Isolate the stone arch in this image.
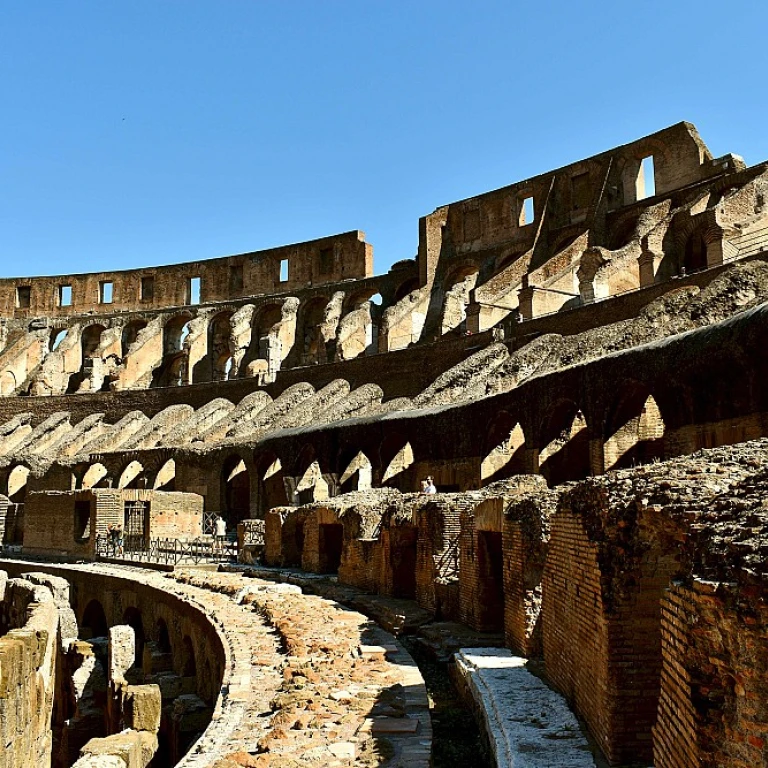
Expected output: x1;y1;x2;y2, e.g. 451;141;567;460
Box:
221;454;250;526
65;323;107;393
205;310;235;382
81;462;109;489
121;318;148;357
538;399;591;485
393;276;419;303
155;617;171;654
242;302;283;373
294;444;329;505
298;296;330;365
338;449;373;495
440;264;480;334
480;411;527;485
380;434;415;492
81;599;109;639
0;370;16;396
152;312;193;388
180;635;197;677
118;460;146;490
7;464;30;502
153;458;176;491
603;381;665;471
254;450;288;515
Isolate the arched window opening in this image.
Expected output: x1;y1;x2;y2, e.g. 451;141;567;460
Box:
81;599;109;640
81;462;109;489
153;459;176;491
539;402;591;486
605;388;665;471
338;451;373;494
119;460;146;490
222;455;250;526
181;635;197;677
296;460;329;505
481;417;526;485
121;320;148;358
381;438;415;492
51;328;68;351
7;465;29;503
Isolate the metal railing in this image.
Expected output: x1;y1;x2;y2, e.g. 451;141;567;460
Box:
240;519;265;546
95;533;237;566
435;536;460;580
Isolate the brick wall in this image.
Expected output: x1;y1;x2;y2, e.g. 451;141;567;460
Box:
654;580;768;768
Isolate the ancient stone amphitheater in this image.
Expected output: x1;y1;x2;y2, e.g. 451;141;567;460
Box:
2;122;768;768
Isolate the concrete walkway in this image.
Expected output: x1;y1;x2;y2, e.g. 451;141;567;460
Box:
453;649;597;768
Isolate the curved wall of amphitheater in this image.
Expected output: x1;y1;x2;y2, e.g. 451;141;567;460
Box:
3;121;768;768
0;562;226;768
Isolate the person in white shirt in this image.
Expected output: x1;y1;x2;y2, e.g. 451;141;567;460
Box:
424;477;437;494
214;515;226;552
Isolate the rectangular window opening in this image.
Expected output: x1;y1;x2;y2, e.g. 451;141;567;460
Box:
140;276;155;302
279;259;289;282
59;285;72;307
519;196;535;226
637;155;656;200
99;281;113;304
16;286;31;309
189;276;201;305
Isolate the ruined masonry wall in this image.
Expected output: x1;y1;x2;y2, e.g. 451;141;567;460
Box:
0;572;59;768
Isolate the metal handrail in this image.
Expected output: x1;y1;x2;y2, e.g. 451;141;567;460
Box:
95;533;237;565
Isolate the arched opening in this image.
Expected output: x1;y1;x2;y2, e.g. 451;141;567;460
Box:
180;635;197;677
539;401;591;485
0;371;17;396
153;458;176;491
604;385;666;471
380;435;415;492
298;297;330;366
121;319;148;358
7;465;29;503
81;599;109;640
440;266;479;334
242;303;283;374
118;460;146;490
683;230;708;274
50;328;68;351
66;323;107;393
81;462;109;489
296;460;329;505
480;413;527;485
156;618;171;654
221;455;250;526
122;607;145;668
206;311;234;382
393;277;419;303
255;451;288;515
338;451;373;494
151;314;192;388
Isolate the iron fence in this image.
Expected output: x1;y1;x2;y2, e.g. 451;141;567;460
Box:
95;533;237;566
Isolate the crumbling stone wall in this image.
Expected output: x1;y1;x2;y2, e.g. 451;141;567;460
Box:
0;572;59;768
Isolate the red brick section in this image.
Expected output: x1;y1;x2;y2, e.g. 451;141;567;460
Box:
655;580;768;768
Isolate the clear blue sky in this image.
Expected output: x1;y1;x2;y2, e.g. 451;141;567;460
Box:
1;1;766;278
